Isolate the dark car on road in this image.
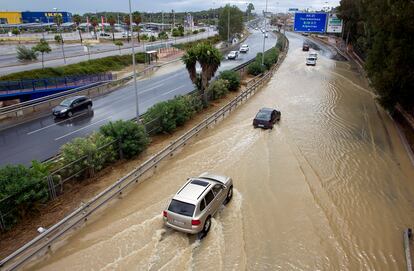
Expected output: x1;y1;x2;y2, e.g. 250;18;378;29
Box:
253;108;281;129
303;43;310;51
52;96;93;118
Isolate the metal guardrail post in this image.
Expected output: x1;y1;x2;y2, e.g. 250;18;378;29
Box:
404;228;413;271
47;175;57;200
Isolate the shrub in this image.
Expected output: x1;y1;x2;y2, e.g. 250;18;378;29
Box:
16;45;37;61
149;36;156;42
54;34;62;43
219;70;240;91
60;132;116;178
140;33;149;40
100;120;149;159
158;31;168;40
208;79;229;100
193;30;199;34
144;96;196;133
247;61;265;76
0;162;49;223
199;28;206;33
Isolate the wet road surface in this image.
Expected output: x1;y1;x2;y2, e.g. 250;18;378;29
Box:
0;30;277;166
30;32;414;270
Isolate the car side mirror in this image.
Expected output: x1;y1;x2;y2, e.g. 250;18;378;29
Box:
222;184;227;189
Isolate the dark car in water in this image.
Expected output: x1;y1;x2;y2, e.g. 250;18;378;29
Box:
253;108;281;129
52;96;93;118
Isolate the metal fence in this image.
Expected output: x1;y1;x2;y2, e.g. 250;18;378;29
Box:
0;35;288;271
0;74;113;94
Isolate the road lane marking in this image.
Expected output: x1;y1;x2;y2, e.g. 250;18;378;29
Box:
27;112;89;135
54;117;111;141
162;85;187;96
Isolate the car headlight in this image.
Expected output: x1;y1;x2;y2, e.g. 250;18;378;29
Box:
61;108;68;113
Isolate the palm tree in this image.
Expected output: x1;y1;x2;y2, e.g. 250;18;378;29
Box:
90;16;99;39
182;42;222;104
124;15;131;42
72;14;83;44
107;15;116;41
132;11;142;43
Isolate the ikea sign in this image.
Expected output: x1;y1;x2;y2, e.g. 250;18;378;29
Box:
294;13;327;33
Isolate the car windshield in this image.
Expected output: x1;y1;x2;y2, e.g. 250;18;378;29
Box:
168;199;195;217
256;111;270;120
59;99;72;107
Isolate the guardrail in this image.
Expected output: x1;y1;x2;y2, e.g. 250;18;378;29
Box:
0;35;288;271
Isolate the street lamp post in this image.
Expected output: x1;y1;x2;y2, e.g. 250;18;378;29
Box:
261;0;268;66
54;8;67;64
227;6;230;44
129;0;141;123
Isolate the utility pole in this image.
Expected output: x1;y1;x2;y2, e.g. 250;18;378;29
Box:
129;0;141;123
261;0;268;66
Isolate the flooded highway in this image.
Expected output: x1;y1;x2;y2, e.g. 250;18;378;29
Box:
31;32;414;270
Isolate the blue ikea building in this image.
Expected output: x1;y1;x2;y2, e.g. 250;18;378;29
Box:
21;11;72;24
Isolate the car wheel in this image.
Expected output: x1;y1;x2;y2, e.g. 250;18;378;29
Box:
224;186;233;205
67;111;73;118
87;104;92;111
202;216;211;235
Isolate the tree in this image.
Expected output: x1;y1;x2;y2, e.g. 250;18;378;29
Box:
72;14;83;44
337;0;414;110
33;39;51;69
132;11;142;43
114;40;123;54
107;15;116;41
182;42;222;104
246;3;255;21
124;15;131;42
16;45;37;62
90;16;99;40
218;4;244;42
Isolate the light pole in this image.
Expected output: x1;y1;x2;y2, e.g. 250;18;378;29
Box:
54;8;66;64
129;0;141;123
261;0;268;66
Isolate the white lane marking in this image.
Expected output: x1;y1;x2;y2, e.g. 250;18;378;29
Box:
27;112;88;135
54;117;111;141
140;83;164;94
162;85;186;96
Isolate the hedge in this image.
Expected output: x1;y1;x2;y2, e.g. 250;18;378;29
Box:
173;35;220;51
0;52;146;81
100;120;150;159
219;70;241;91
208;79;229;100
143;94;202;134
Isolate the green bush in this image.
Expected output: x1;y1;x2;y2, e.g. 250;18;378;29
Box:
158;31;168;40
1;52;146;81
100;120;149;159
16;45;37;61
144;96;197;133
149;36;157;42
140;34;149;40
208;79;229;100
0;162;49;222
199;28;206;33
60;132;116;178
247;61;265;76
193;30;199;34
219;70;240;91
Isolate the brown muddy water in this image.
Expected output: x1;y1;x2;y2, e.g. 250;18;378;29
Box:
31;33;414;270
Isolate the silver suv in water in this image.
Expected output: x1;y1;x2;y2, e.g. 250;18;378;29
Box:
163;173;233;236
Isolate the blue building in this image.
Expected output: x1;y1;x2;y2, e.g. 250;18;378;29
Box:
21;11;72;24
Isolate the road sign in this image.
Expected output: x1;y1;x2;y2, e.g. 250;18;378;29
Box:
294;13;327;33
289;8;299;12
326;14;343;33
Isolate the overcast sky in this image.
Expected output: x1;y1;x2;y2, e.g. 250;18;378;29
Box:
0;0;340;14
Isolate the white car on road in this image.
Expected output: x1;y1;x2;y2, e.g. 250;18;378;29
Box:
227;51;239;60
309;52;318;60
306;56;317;66
239;44;249;53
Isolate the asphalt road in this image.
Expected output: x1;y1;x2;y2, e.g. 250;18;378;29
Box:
0;30;277;166
0;31;216;76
